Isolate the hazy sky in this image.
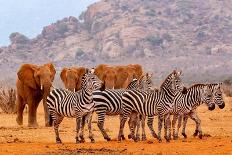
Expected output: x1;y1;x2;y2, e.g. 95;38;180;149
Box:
0;0;99;46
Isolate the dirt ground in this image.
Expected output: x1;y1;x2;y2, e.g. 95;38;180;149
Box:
0;97;232;155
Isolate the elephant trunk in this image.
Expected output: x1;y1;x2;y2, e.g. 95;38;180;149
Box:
42;82;52;127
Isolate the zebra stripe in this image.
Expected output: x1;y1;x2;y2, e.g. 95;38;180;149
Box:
171;83;225;140
119;70;185;142
47;72;103;143
92;73;153;141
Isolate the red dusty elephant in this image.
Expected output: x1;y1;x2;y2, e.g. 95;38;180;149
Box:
94;64;143;89
60;67;87;92
16;63;56;127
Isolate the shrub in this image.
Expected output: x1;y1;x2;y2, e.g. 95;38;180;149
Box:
56;23;68;35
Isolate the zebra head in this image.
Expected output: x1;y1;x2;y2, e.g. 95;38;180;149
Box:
170;70;187;94
212;83;225;109
137;72;153;91
82;70;105;91
201;84;215;111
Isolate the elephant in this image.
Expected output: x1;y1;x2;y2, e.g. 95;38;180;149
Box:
60;67;87;92
16;63;56;127
93;64;143;89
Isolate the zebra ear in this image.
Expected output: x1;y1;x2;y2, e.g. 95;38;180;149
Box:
90;67;95;74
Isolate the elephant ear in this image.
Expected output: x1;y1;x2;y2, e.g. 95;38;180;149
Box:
17;64;38;89
60;68;68;83
47;63;56;81
75;67;87;90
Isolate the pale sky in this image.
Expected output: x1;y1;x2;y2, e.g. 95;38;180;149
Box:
0;0;99;46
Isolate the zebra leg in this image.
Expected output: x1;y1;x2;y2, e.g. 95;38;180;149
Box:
141;115;147;141
54;114;64;143
189;112;202;139
135;115;141;142
181;115;188;138
147;116;158;141
172;115;178;140
118;114;129;141
96;112;111;141
128;111;137;140
157;115;163;142
164;113;171;142
79;115;86;143
87;113;95;143
75;117;81;143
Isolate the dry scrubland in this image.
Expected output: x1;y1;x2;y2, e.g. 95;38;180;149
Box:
0;97;231;154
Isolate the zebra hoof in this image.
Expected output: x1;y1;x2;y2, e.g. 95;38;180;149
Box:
56;138;62;144
128;134;132;139
142;134;147;141
173;134;179;140
134;138;139;142
193;130;199;137
80;139;85;143
165;136;171;142
90;139;95;143
182;133;187;138
199;134;203;139
157;136;162;143
121;135;126;140
105;137;111;141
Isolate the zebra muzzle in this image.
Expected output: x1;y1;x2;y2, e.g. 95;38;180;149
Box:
208;104;215;111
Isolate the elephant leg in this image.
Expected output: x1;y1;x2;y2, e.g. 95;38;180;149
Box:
16;95;25;125
43;98;50;127
27;98;38;127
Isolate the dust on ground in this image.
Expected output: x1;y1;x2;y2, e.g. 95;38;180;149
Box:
0;97;232;155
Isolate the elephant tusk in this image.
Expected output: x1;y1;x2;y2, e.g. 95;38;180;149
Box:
74;88;76;92
41;85;43;90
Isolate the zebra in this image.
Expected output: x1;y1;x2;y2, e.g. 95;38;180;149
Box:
46;71;104;143
127;73;154;141
172;83;225;139
119;70;186;142
92;73;153;141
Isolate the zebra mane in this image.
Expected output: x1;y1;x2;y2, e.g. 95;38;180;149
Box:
187;84;206;89
160;72;173;89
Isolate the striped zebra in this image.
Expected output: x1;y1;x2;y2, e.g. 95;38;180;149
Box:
128;73;154;141
46;71;104;143
119;70;186;142
172;83;225;139
92;73;153;141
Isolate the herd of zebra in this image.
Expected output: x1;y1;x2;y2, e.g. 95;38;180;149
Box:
46;68;225;144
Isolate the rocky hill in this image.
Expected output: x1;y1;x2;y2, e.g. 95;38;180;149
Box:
1;0;232;85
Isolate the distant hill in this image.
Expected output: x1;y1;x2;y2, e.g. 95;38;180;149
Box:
1;0;232;85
